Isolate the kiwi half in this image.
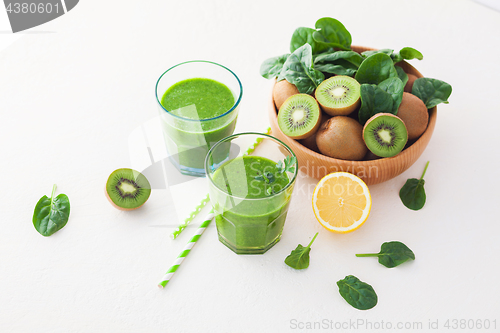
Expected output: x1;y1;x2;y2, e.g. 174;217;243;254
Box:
315;75;361;116
278;94;321;139
105;168;151;211
363;113;408;158
397;92;429;140
316;116;367;161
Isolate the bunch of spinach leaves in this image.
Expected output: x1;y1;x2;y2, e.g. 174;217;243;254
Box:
260;16;452;125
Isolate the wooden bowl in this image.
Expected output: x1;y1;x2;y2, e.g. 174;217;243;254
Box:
268;45;437;185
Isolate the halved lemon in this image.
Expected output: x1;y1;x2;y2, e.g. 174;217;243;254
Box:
312;172;371;233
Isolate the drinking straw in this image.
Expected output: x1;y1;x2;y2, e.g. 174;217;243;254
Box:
158;209;215;288
169;127;272;239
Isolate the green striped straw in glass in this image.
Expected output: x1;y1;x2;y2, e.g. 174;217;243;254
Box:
158;209;215;288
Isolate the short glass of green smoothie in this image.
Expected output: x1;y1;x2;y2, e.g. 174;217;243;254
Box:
156;61;242;177
205;133;298;254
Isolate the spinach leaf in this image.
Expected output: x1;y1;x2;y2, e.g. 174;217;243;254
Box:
356;241;415;268
412;78;452;109
314;51;363;76
399;161;429;210
358;84;394;125
260;54;290;79
361;49;393;58
279;43;324;94
285;232;318;269
290;27;328;54
337;275;378;310
312;17;351;51
395;66;409;86
378;77;404;114
362;47;422;63
33;184;70;237
399;47;423;61
355;53;398;85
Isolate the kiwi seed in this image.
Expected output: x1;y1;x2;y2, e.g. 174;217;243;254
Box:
315;76;361;116
316;116;367;161
273;79;299;110
105;168;151;211
397;92;429;140
277;94;322;140
362;113;408;158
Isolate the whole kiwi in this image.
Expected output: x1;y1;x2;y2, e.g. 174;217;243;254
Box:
404;73;418;93
316;116;367;161
273;79;299;110
299;114;330;152
397;92;429;140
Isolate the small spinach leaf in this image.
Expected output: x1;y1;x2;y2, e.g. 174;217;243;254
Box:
355;53;398;85
358;84;394;125
395;66;409;86
312;17;351;51
314;50;363;76
290;27;328;54
285;232;318;269
279;44;324;94
260;54;290;79
33;184;70;237
412;78;452;109
399;47;423;61
356;241;415;268
399;161;429;210
361;49;394;58
378;77;404;114
337;275;378;310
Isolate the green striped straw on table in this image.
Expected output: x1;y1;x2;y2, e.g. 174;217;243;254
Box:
169;127;271;240
158;209;215;288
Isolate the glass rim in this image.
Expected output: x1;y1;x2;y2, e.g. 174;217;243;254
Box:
155;60;243;122
205;132;298;200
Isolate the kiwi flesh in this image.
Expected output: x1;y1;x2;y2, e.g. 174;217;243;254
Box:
299;114;330;152
273;79;299;110
315;75;361;116
316;116;367;161
397;92;429;140
278;94;321;140
363;113;408;158
105;168;151;211
404;73;418;93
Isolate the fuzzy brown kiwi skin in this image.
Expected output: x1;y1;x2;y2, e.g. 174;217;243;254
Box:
105;187;146;211
397;92;429;140
404;74;418;93
316;116;367;161
273;80;299;111
299;114;330;152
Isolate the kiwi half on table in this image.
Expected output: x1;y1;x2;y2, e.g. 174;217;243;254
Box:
278;93;322;139
105;168;151;211
315;75;361;116
363;113;408;158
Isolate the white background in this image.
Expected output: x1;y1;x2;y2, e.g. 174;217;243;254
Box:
1;0;499;332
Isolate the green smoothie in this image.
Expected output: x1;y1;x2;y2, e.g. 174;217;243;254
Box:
211;155;292;254
160;78;237;173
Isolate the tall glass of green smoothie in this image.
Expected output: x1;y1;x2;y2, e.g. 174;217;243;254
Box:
156;61;242;177
205;133;298;254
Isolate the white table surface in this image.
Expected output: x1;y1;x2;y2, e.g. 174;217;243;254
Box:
1;0;499;332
